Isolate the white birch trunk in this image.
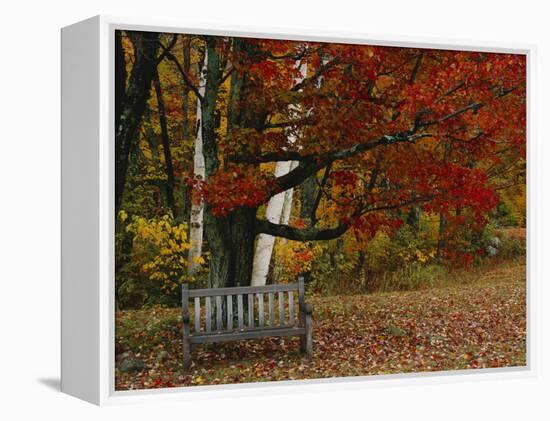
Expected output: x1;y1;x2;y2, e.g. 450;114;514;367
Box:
281;160;299;225
250;161;292;286
274;160;299;281
250;60;307;286
188;51;208;275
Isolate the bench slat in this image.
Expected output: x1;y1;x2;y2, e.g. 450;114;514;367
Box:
258;293;264;327
227;295;233;330
189;283;298;298
288;291;294;326
194;297;200;332
237;294;243;329
268;292;275;326
190;326;306;344
216;296;222;332
248;293;254;328
278;291;284;325
205;297;211;332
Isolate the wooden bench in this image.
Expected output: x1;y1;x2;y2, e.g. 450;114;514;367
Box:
181;277;312;370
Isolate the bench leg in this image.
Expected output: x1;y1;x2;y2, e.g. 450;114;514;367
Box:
300;305;313;359
182;284;192;371
300;320;306;354
183;337;191;371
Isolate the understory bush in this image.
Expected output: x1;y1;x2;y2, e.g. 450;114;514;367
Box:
375;263;450;291
305;213;525;296
116;212;208;309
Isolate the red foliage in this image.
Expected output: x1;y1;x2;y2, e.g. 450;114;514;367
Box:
202;166;269;216
201;40;525;251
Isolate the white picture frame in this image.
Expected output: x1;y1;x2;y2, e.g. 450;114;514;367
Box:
61;15;535;406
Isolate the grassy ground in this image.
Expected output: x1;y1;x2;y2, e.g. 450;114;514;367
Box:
115;260;526;390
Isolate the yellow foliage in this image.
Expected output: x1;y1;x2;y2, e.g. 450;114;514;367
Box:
273;239;324;283
126;214;199;291
118;210;128;223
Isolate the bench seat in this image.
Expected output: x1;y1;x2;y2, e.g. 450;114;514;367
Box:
190;325;306;344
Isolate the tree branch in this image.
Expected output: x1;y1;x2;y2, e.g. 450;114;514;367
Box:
156;34;178;64
409;53;423;84
220;66;235;84
248;131;433;199
263;115;316;130
311;162;333;225
378;53;421;77
160;47;204;102
235;82;517;200
231;132;434;165
256;218;349;241
290;57;340;92
256;196;430;240
422;86;517;127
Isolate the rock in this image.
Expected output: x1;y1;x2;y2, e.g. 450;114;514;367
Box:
119;358;145;373
486;245;498;256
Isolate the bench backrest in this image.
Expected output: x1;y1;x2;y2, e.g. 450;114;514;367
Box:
182;278;305;335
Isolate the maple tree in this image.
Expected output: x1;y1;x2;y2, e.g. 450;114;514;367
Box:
193;37;526;288
115;31;526;291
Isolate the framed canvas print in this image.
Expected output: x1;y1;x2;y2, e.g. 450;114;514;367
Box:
61;16;532;405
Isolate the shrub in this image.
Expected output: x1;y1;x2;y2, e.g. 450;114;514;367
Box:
375;262;450;291
116;212;207;309
273;239;324;283
497;236;526;260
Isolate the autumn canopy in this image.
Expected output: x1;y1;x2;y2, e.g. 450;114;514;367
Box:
115;32;526;297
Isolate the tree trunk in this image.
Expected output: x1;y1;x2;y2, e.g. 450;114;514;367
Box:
181;37;192;142
115;30;160;215
188;48;208;275
281;161;299;225
251;161;293;286
437;140;452;258
310;163;332;225
201;37;222;176
250;60;307;287
153;69;176;214
201;37;259;289
198;36;235;289
437;213;447;258
204;207;258;288
143;107;169;206
406;192;421;230
300;174;317;222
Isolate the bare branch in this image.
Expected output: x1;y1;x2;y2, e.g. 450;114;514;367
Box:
159;46;204;102
422;86;517;127
263;115;316;130
291;57;341;92
409;53;423;84
156;34;178;64
311;162;333;225
220;66;235;84
231;132;434;165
